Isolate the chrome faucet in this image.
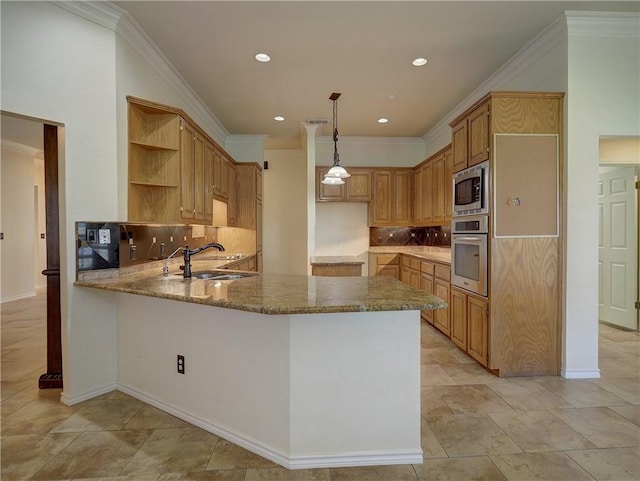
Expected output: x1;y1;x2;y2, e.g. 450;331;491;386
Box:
162;247;184;277
183;242;225;278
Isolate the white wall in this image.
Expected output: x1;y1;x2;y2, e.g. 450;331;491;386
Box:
316;136;425;168
1;1;121;400
563;21;639;377
34;157;47;289
263;149;308;275
1;146;36;302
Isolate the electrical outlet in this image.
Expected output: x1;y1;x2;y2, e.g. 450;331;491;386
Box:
177;354;185;374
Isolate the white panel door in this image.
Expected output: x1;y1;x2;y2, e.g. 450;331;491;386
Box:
598;167;639;330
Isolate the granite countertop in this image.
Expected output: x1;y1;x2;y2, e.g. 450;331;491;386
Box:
75;270;446;315
310;256;365;266
369;246;451;265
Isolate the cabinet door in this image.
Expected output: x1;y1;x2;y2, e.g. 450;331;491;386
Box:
227;163;238;226
468;295;489;366
433;278;451;336
413;167;423;224
451;119;468;173
204;142;214;221
410;268;421;290
180;120;196;220
401;265;411;285
346;169;371;201
444;146;454;221
317;167;345;201
422;163;433;223
369;171;392;225
193;132;205;220
420;273;435;324
256;199;262;251
393;169;413;224
256;168;263;201
379;264;400;279
468;101;490;167
450;288;468;350
432;153;445;222
212;147;229;199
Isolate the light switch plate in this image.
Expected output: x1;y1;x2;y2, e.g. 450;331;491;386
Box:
98;229;111;245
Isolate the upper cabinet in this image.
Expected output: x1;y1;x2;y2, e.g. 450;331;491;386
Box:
368;169;412;226
127;97;258;226
127;99;181;223
412;144;453;226
450;99;490;173
315;167;372;202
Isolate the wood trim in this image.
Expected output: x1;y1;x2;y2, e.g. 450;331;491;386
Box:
40;124;62;389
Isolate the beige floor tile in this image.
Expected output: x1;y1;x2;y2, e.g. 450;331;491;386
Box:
70;476;159;481
421;417;447;459
609;405;640;426
551;407;640;448
599;359;640;379
328;464;419;481
50;397;144;432
593;377;640;404
488;379;574;411
244;466;331;480
0;432;79;481
31;429;151;480
0;360;45;382
122;427;219;476
206;439;276;470
125;404;191;430
422;456;508;481
534;378;630;407
491;452;595;480
565;447;640;481
428;413;523;457
436;384;515;415
420;387;454;423
488;410;596;452
1;378;38;403
440;364;507;385
421;364;456;386
158;470;246;480
421;347;464;365
1;398;79;435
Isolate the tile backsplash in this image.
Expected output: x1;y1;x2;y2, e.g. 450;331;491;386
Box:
369;226;451;247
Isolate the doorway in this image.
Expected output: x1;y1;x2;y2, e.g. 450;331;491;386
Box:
598;163;640;331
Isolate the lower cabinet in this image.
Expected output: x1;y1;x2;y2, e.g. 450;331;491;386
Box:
433;278;451;336
369;253;400;279
451;287;489;367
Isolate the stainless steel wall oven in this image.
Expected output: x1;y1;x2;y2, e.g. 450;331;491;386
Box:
451;215;488;297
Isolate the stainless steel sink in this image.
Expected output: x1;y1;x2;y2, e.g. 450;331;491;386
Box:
190;270;258;280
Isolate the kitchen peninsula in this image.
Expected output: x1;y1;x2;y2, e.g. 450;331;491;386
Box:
76;268;445;469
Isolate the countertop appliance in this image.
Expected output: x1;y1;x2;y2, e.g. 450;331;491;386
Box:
451;215;488;297
453;161;489;216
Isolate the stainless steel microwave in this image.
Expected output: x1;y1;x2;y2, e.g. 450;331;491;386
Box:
453;161;489;216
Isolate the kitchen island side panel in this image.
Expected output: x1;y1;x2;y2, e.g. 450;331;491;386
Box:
116;293;291;459
289;310;422;467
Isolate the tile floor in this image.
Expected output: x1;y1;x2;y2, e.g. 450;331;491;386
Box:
1;291;639;480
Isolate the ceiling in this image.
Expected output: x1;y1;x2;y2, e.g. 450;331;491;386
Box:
112;1;638;149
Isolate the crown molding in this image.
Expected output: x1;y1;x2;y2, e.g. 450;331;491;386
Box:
52;1;230;144
566;11;640;37
424;11;568;148
1;139;42;157
317;136;425;145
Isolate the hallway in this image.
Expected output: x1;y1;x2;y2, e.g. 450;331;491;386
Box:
1;292;639;480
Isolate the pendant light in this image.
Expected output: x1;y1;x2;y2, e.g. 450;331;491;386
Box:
322;92;350;185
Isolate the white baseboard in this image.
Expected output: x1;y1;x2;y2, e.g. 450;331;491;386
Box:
1;291;36;304
60;383;117;406
561;368;601;379
118;382;423;470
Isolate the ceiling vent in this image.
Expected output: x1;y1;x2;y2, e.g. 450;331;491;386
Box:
306;119;328;125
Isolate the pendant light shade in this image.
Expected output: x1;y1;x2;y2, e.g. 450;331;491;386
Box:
322;92;350;184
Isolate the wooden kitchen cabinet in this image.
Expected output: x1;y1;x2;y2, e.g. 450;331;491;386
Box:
316;167;371;202
431;151;445;222
127;99;181;223
236;163;263;254
420;262;435;325
468;294;489;367
433;264;451;337
369;253;400;279
450;287;468;350
227;162;238;226
412;143;452;226
179;120;202;221
368;169;412;226
412;167;423;224
212;148;230;200
450;99;490;173
444;145;454;221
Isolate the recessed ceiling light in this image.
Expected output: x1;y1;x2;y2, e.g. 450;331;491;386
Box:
378;118;389;124
255;53;271;63
412;57;428;67
274;116;285;122
387;94;397;101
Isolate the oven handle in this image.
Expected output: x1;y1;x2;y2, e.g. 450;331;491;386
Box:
454;236;484;242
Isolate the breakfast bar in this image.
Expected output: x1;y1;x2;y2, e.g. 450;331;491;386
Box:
77;270;445;469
